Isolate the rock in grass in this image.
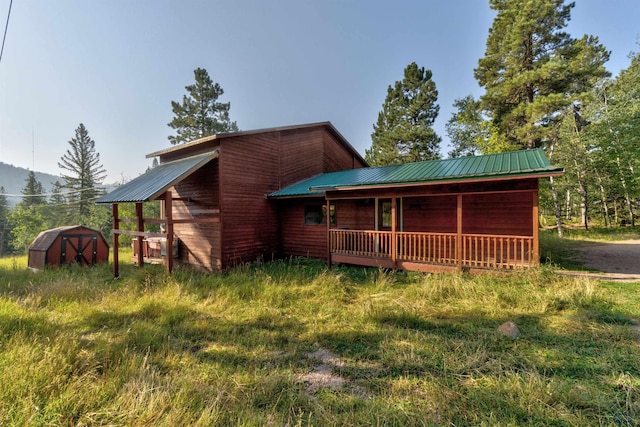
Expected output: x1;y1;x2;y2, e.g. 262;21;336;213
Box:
498;321;520;339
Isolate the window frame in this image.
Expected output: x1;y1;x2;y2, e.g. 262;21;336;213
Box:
304;204;336;225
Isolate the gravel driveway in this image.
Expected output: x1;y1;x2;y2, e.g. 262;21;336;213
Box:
573;239;640;274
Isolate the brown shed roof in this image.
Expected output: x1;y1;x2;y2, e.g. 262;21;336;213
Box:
29;226;108;251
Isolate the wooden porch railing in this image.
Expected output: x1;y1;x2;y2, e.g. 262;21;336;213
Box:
461;233;535;269
330;229;536;270
396;232;458;265
331;229;393;258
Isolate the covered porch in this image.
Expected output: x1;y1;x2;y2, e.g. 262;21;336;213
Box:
326;186;541;273
271;148;563;273
96;151;221;277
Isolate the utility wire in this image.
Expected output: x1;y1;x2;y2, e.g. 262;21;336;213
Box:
0;186;108;198
0;0;13;65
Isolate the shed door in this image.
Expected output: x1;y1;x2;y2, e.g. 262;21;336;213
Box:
61;234;98;266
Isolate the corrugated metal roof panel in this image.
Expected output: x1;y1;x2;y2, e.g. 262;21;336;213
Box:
269;148;563;198
96;151;218;203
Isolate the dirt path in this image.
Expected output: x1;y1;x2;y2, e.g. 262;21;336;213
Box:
571;239;640;275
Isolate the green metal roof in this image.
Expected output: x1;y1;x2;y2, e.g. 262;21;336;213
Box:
269;148;562;198
96;151;218;204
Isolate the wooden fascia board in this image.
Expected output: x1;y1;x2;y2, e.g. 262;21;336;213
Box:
314;171;563;194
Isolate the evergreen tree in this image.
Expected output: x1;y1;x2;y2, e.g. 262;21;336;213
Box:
365;62;441;166
0;187;9;255
58;123;107;225
474;0;610;149
47;180;68;227
8;175;48;253
168;67;239;145
21;171;46;207
446;95;484;157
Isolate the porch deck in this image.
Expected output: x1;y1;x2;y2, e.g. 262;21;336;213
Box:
330;229;537;272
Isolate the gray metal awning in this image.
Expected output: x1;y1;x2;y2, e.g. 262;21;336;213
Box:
96;150;218;204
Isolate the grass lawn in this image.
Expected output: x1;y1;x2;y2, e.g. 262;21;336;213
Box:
0;246;638;425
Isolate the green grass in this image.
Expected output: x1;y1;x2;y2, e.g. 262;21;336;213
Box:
561;225;640;242
0;252;638;425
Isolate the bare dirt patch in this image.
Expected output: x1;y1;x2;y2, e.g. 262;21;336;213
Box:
299;345;371;398
572;239;640;275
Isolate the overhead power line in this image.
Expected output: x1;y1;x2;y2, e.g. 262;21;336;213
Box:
1;186;108;198
0;0;13;65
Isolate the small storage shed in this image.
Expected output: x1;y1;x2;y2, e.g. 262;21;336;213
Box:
28;225;109;271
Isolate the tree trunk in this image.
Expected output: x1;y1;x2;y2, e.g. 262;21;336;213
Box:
549;176;563;237
579;178;589;231
616;156;635;227
596;177;611;227
565;188;571;220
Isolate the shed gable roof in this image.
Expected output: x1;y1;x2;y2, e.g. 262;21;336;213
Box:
96;151;218;204
269;148;563;198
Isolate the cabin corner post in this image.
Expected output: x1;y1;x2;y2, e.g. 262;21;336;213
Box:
136;202;144;268
532;190;540;266
326;198;331;269
165;191;174;274
112;203;120;278
456;194;463;271
391;196;397;266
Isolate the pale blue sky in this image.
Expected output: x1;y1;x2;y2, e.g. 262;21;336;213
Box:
0;0;638;183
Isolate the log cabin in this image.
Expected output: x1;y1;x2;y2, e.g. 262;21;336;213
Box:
96;122;563;277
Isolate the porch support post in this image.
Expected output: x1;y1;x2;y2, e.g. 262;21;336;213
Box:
457;194;463;271
391;196;397;266
532;190;539;266
326;198;331;268
136;202;144;268
112;203;119;278
165;191;174;274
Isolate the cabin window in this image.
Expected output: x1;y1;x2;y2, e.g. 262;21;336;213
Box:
304;205;336;225
381;201;392;228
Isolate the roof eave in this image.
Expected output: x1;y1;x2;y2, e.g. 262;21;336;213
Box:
145;122;366;165
311;169;564;193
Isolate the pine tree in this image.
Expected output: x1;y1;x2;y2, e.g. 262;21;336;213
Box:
21;171;46;207
58;123;107;225
446;96;484;158
365;62;441;166
0;187;9;255
168;68;239;145
474;0;610;149
47;180;68;227
8;175;48;253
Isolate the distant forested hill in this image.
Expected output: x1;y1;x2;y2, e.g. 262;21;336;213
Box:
0;162;61;207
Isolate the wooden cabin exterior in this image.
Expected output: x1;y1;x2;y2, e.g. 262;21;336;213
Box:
96;122;366;275
269;149;563;273
97;122;562;277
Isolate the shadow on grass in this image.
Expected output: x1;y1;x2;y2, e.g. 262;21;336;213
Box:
81;302;309;372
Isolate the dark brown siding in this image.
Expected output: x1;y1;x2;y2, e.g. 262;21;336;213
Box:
403;196;457;233
171;161;221;272
279;128;325;187
463;192;533;236
279;199;327;258
335;199;375;230
175;223;222;271
219;133;281;268
323;132;367;171
157;124;368;270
